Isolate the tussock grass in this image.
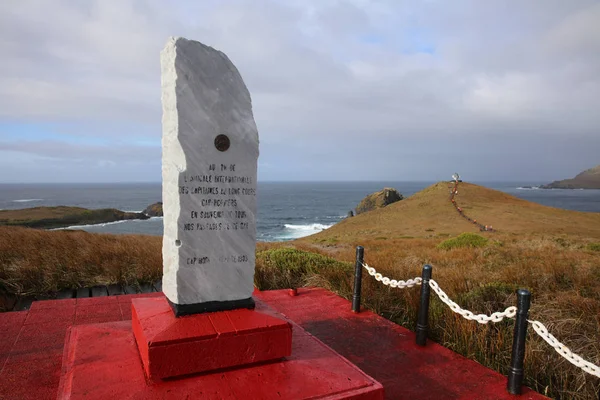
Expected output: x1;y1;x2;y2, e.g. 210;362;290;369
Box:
437;232;489;250
255;248;351;290
0;226;161;297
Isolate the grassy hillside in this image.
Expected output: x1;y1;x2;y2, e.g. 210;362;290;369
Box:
305;182;600;243
0;206;149;229
287;182;600;399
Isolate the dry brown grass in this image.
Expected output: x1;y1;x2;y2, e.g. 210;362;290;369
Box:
310;182;600;241
0;226;161;297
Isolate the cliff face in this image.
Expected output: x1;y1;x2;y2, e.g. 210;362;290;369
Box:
541;165;600;189
355;188;403;215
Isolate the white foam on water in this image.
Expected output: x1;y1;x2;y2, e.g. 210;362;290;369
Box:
516;186;540;190
50;219;130;230
280;223;334;239
49;216;164;231
13;199;43;203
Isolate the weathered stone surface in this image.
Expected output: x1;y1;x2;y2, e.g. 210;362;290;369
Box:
355;188;403;215
161;37;258;308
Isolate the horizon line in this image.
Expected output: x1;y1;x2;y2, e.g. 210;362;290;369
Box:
0;179;549;185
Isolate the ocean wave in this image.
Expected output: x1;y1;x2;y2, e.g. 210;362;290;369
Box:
284;223;332;231
516;186;540;190
279;223;333;239
50;216;162;231
13;199;43;202
50;219;130;230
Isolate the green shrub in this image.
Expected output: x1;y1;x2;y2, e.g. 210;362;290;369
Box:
587;243;600;252
459;282;519;312
437;233;489;250
254;248;351;290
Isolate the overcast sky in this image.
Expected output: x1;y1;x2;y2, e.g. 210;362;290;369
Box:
1;0;599;183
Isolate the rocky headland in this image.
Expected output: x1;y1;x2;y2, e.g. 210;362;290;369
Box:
143;202;163;217
355;187;403;215
0;206;150;230
540;165;600;189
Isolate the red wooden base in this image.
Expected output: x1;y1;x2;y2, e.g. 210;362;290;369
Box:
58;320;384;399
131;297;292;380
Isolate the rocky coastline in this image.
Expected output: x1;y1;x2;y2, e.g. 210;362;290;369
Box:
0;205;154;230
540;165;600;189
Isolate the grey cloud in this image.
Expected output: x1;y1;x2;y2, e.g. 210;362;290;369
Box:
0;0;598;181
0;140;159;163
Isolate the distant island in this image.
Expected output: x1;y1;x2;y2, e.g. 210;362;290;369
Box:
540;165;600;189
0;206;152;229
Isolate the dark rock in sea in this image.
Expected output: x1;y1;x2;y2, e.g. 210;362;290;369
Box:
355;188;403;215
144;202;163;217
347;210;354;218
540;165;600;189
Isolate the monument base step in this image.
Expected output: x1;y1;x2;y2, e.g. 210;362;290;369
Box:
132;297;291;380
57;319;384;399
167;296;255;316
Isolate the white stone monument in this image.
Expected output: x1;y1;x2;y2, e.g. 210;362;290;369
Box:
161;37;258;316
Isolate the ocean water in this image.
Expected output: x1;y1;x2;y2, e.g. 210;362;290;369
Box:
0;182;598;241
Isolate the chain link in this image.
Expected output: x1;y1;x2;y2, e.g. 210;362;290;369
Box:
529;320;600;378
361;262;422;288
428;280;517;323
360;260;600;377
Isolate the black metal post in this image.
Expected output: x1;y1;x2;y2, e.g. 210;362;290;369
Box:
416;264;432;346
507;289;531;395
351;246;364;313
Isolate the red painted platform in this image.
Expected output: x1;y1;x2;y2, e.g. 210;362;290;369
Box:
58;319;382;399
132;297;292;379
0;289;547;400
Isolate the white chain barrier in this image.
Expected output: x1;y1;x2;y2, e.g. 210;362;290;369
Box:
361;261;600;377
429;279;517;324
428;279;517;323
529;320;600;378
361;262;515;323
361;262;422;288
